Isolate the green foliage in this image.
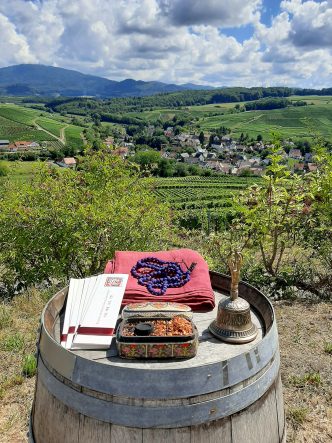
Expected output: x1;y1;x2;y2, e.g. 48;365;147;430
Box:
198;131;205;145
229;139;308;276
244;98;290;111
0;161;9;176
22;354;37;378
238;168;254;177
64;125;84;151
132;150;161;168
0;149;171;295
35;118;63;137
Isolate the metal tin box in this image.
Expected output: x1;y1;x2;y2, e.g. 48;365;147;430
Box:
116;316;198;359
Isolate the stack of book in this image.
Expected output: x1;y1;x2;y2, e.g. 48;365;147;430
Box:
61;274;128;350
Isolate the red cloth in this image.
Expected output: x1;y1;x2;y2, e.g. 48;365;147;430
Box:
104;249;215;312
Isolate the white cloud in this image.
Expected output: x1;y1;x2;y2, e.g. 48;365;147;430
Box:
281;0;332;48
0;12;36;65
0;0;331;88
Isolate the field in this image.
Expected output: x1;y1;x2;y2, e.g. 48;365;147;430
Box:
199;98;332;141
34;118;64;138
130;102;235;122
0;104;84;148
153;176;258;230
126;96;332;142
64;125;84;149
0;115;54;143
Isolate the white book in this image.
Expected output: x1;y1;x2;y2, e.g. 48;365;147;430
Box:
61;278;80;348
65;278;85;350
75;276;98;336
71;274;128;350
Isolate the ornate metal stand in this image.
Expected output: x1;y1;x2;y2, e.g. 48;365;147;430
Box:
209;251;258;344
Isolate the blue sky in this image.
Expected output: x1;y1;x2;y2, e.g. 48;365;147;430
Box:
0;0;332;88
223;0;281;42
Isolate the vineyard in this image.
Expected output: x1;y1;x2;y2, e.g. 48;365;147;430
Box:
0;104;84;149
153;176;259;230
0;115;54;142
199;99;332;141
35;118;64;137
64;125;84;149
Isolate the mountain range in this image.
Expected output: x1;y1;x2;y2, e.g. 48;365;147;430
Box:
0;64;214;98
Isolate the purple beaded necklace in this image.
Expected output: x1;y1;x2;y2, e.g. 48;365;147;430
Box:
131;257;196;296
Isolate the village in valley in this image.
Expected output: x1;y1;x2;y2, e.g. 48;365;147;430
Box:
0;124;318;175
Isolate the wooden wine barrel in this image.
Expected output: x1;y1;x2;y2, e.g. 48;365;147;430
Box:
30;272;285;443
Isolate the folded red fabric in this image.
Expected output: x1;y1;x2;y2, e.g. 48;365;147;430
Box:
104;249;215;312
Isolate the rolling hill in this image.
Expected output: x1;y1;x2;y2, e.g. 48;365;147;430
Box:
0;64;213;98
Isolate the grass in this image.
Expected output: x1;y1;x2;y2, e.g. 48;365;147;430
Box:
1;333;25;352
64;125;84;149
0;304;12;330
323;342;332;354
0;289;47;440
288;406;309;427
0;114;54;143
35;118;64;138
288;372;322;388
199;106;332;140
0;104;38;125
22;354;37;378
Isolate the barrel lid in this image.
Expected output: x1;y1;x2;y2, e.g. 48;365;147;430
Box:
38;272;279;401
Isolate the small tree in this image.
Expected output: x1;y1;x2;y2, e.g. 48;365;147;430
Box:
232;142;308;276
199;131;205;145
207;137;332;299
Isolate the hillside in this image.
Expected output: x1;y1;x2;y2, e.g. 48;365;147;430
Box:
0;65;212;98
46;94;332;142
0;104;83;150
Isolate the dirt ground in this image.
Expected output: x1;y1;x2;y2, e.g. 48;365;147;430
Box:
276;301;332;443
0;292;331;443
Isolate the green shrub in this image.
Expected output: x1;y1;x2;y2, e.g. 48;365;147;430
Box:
0;148;171;295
